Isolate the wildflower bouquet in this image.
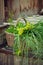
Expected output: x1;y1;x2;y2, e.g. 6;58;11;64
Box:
6;19;43;58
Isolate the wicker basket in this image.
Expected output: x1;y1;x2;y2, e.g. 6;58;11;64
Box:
5;32;14;47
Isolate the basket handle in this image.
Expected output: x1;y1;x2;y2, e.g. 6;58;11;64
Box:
16;17;27;25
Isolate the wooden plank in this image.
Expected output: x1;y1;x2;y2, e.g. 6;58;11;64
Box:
0;48;13;55
0;0;5;22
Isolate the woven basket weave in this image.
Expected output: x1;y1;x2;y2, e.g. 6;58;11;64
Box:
5;32;14;47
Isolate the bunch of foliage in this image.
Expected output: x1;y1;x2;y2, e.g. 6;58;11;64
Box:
6;19;43;58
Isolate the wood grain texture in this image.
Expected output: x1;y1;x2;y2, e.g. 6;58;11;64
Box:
11;0;39;18
0;0;5;22
0;0;43;20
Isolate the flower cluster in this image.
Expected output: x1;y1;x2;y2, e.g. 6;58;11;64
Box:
17;22;34;35
6;21;34;36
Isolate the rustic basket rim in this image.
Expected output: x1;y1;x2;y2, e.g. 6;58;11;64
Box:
5;31;19;36
5;31;14;36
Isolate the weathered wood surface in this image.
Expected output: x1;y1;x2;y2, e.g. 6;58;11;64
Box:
0;48;43;65
7;0;39;19
0;53;43;65
0;0;43;21
0;0;5;22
